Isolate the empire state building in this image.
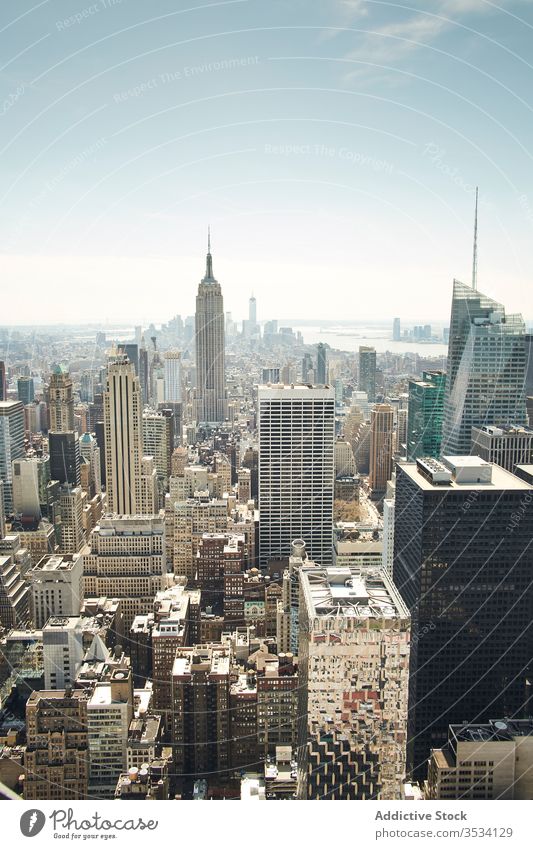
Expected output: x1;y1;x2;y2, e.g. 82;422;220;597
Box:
195;232;227;426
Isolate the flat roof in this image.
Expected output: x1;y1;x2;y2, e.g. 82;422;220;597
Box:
301;565;409;620
399;460;531;491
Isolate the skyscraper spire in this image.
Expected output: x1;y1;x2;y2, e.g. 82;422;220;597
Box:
472;186;479;291
202;226;216;283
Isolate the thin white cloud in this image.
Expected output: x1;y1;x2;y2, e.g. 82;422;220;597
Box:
336;0;528;84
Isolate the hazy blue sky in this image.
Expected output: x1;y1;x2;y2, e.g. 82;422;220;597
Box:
1;0;533;325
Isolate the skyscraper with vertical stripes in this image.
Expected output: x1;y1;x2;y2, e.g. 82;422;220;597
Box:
103;355;143;515
195;233;227;426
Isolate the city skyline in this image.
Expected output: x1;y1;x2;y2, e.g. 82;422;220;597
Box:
2;0;533;816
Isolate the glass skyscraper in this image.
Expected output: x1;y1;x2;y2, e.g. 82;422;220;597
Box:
394;456;533;779
441;280;527;456
407;370;446;461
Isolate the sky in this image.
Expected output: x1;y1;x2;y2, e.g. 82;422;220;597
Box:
1;0;533;325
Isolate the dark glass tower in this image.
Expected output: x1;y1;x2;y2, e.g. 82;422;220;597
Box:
394;456;533;779
49;431;81;487
358;346;377;402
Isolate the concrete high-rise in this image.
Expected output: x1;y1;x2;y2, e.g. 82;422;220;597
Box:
394;456;533;778
164;350;182;403
0;400;25;513
43;615;85;690
407;370;445;461
358;346;377;402
81;514;165;629
30;553;83;629
23;689;89;800
104;354;143;515
12;457;41;520
195;233;227;426
48;365;75;432
441;280;527;456
369;404;394;497
298;563;410;799
471;424;533;472
258;384;335;566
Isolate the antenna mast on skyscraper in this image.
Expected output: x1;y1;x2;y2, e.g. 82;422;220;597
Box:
472;186;479;291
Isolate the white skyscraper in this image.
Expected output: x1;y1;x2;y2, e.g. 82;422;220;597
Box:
195;233;227;426
12;457;41;520
0;400;25;513
258;384;335;566
164;350;182;403
43;615;85;690
30;553;84;629
104;355;143;515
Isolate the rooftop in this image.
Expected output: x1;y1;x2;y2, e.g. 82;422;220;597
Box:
301;565;409;621
451;719;533;744
400;457;531;492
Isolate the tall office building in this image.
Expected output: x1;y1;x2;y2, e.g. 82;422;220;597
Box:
17;376;34;405
441;280;527;456
369;404;394;496
258;384;335;566
118;343;139;375
30;553;83;629
79;432;102;496
0;540;30;628
394;456;533;778
393;317;401;341
142;410;173;483
87;668;134;798
48;365;75;432
171;645;232;790
23;689;89;800
58;484;85;554
298;563;410;799
164;350;182;402
81;514;165;629
358;346;377;402
471;424;533;472
139;340;149;405
249;293;257;329
316;343;328;385
49;431;81;487
0;361;6;401
12;457;41;520
104;355;143;515
427;720;533;800
0;400;25;513
195;234;227;425
43;615;85;689
406;370;445;461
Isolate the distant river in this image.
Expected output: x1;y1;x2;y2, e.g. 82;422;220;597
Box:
298;325;448;357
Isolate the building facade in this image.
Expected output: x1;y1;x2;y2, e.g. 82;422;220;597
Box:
394;456;533;779
258;384;335;567
195;236;227;426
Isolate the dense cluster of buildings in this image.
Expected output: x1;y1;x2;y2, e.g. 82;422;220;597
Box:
1;237;533;802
